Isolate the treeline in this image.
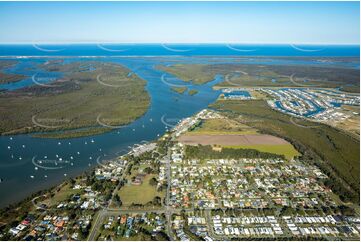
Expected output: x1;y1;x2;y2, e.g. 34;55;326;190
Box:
184;144;284;160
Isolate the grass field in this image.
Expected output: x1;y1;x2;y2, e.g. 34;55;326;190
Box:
0;61;150;138
118;175;163;206
210;99;360;192
186;118;299;159
224;144;299;160
188;118;259;135
42;183;80;207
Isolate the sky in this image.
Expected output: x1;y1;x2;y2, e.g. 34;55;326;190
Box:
0;1;359;44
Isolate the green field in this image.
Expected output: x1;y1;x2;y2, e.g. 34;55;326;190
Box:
224;144;299;160
210;100;360;198
0;61;150;138
42;183;81;207
188;118;298;159
118;175;163;206
188;118;259;135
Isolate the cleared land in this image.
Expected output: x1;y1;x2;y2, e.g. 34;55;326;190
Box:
188;118;258;135
183;118;299;159
210;99;360;197
117;175;163;207
223;144;299;160
41;183;81;207
328;105;360;137
179;134;289;146
0;61;150;138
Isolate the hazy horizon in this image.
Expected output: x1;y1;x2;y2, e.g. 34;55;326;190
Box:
0;1;359;44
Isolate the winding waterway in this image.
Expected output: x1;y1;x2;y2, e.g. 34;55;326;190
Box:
0;57;226;207
0;44;359;208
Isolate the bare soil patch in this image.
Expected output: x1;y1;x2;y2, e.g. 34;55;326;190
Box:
178;134;289;146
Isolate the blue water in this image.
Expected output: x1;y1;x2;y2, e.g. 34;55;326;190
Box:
0;57;224;207
275;100;325;117
290;101;299;106
0;44;359;208
223;90;251;98
0;44;359;57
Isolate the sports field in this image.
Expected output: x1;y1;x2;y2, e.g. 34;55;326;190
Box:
118;175;163;207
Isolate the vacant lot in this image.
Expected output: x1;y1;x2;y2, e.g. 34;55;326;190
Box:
118;175;163;207
224;144;299;160
188;118;258;135
185;117;298;159
179;134;289;146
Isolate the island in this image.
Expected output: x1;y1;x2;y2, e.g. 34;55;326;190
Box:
0;61;150;138
171;86;187;94
0;60;27;84
188;89;198;96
